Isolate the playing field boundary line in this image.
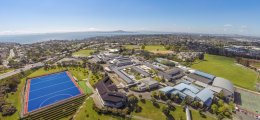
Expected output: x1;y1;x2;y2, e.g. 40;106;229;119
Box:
27;70;67;80
30;80;71;92
30;75;68;85
66;71;84;94
23;79;31;115
32;72;63;80
29;86;77;102
39;94;73;108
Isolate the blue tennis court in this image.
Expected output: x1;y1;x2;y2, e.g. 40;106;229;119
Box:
25;71;82;113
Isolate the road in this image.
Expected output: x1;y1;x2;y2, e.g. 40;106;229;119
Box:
0;62;44;80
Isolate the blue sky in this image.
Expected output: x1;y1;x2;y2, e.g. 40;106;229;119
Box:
0;0;260;36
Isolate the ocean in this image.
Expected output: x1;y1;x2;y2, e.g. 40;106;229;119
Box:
0;31;166;44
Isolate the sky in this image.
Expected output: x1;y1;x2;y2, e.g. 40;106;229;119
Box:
0;0;260;36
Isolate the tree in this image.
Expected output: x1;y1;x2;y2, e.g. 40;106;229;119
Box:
1;105;17;116
211;104;218;114
158;91;166;100
138;94;143;100
151;91;158;98
198;53;204;60
218;99;224;106
165;45;171;50
162;106;170;115
228;102;235;112
166;100;175;110
218;106;227;114
141;45;146;50
151;97;156;104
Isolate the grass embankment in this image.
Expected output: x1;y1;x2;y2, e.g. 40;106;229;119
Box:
74;98;120;120
72;49;95;57
191;54;258;91
0;67;14;75
0;69;37;120
78;81;92;94
75;98;215;120
133;100;215;120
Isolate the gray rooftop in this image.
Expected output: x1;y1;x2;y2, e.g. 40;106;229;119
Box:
131;66;150;77
140;77;158;85
212;77;234;93
113;68;135;84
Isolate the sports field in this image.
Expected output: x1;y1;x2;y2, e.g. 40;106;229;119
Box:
124;45;172;54
24;71;83;113
236;88;260;114
72;49;94;57
191;54;258;91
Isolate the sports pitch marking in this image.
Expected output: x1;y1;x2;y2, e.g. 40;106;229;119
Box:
24;71;83;114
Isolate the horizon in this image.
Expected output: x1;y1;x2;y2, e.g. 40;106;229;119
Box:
0;0;260;37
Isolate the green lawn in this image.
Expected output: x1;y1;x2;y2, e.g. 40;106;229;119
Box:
0;70;37;120
74;98;120;120
28;67;89;80
72;49;95;57
124;45;140;49
0;67;14;75
133;100;215;120
191;54;258;91
144;45;167;51
78;81;92;94
124;45;166;51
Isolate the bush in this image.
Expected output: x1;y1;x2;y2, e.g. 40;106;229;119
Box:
1;105;17;116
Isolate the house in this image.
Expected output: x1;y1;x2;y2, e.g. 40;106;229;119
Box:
185;70;215;84
159;82;214;107
186;74;212;84
113;68;135;84
95;77;127;108
116;60;133;67
137;77;159;91
131;66;150;77
158;68;184;82
110;56;133;67
212;77;234;101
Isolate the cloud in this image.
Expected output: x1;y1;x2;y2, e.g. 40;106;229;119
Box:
87;27;98;31
239;25;248;33
224;24;233;27
223;24;233;32
0;30;34;35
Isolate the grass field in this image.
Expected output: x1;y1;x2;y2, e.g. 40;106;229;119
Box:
144;45;167;51
191;54;258;91
133;100;215;120
74;98;120;120
124;45;140;49
124;45;172;54
78;81;92;94
72;49;95;57
74;98;215;120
